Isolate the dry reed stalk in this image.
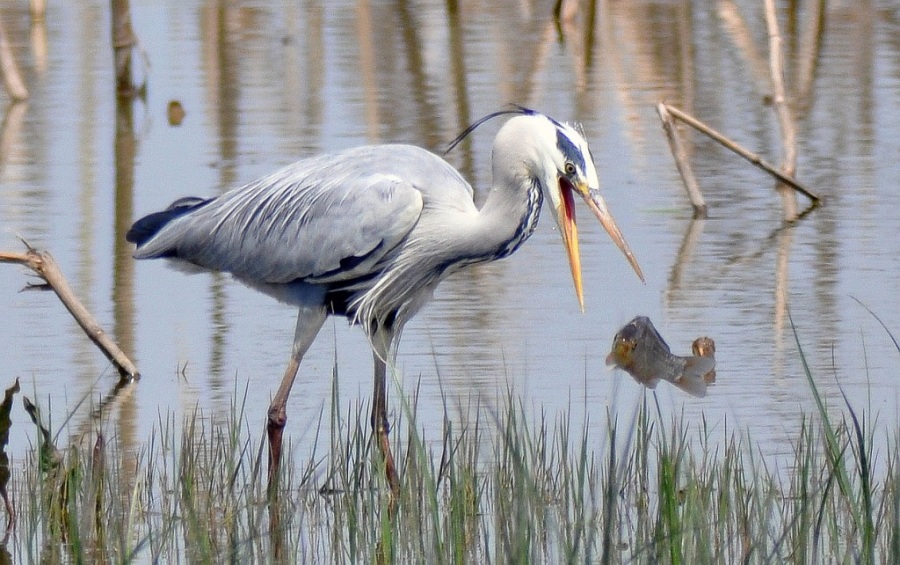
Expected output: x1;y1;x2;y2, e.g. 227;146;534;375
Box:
30;0;46;22
763;0;796;175
0;243;139;380
764;0;799;218
111;0;138;96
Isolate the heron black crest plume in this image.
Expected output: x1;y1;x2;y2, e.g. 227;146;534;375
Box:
444;105;538;155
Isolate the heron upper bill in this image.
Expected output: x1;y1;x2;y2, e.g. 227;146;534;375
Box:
583;187;644;283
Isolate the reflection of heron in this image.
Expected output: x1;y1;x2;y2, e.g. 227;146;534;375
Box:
126;108;643;493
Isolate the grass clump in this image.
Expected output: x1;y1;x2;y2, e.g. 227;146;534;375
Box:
4;323;899;563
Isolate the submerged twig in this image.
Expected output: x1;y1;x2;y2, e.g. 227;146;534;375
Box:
659;103;820;204
657;103;707;218
0;242;140;380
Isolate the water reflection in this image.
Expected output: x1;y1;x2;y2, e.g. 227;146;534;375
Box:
0;103;27;179
110;94;139;491
0;1;897;471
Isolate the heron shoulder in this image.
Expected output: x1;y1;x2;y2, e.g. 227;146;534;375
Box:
344;144;476;210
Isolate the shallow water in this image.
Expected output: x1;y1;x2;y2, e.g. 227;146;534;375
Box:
0;1;898;469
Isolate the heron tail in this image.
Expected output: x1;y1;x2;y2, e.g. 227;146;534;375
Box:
126;196;211;248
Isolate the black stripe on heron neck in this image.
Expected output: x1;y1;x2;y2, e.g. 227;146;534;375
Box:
494;177;542;261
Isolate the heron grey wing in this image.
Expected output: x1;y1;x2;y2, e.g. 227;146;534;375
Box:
136;165;424;284
289;175;425;284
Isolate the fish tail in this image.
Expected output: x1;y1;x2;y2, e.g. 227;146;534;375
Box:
673;356;716;398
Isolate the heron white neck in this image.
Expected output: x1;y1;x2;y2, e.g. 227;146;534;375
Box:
476;172;542;261
474;116;552;260
445;114;555;266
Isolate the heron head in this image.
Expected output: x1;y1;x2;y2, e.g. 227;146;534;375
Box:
448;107;644;310
503;112;644;310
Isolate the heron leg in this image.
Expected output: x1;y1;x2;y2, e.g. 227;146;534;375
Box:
267;304;327;493
371;328;400;503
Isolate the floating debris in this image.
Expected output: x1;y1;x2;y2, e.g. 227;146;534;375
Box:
167;100;186;126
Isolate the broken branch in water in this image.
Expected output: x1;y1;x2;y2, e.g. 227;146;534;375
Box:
657;103;708;218
658;103;821;205
0;242;139;380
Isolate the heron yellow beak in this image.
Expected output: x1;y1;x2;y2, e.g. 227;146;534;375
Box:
557;177;644;311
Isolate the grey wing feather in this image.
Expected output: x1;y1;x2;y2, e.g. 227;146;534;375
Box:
134;153;424;284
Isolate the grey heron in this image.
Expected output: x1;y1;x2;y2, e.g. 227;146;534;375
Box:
127;108;643;494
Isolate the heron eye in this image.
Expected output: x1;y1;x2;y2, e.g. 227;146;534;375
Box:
564;162;577;176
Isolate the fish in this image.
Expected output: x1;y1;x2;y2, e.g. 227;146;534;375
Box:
606;316;716;398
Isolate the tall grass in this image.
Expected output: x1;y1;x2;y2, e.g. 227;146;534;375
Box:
6;324;900;563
